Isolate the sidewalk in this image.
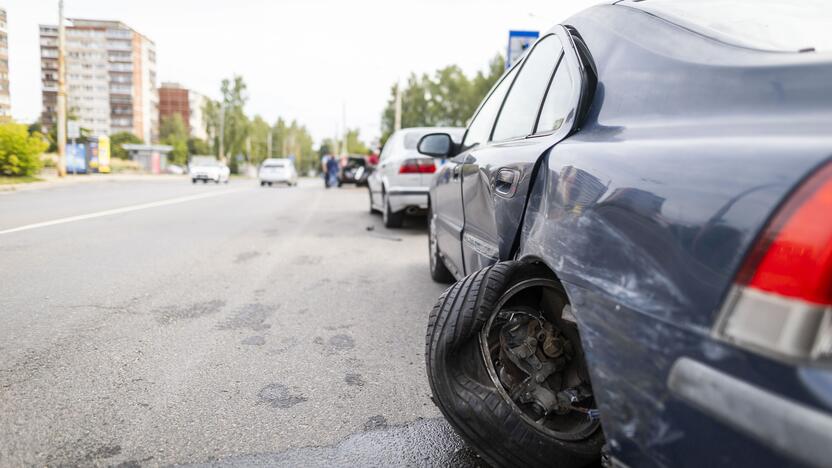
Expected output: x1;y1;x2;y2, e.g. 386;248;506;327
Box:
0;173;187;194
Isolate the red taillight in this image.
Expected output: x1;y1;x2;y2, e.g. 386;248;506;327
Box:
717;161;832;362
399;159;436;174
739;162;832;305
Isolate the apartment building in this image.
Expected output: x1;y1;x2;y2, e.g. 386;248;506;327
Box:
40;19;158;142
159;82;209;140
0;8;10;118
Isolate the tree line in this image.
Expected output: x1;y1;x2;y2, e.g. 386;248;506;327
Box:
379;54;505;143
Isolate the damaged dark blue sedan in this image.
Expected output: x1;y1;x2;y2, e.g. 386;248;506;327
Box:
420;1;832;467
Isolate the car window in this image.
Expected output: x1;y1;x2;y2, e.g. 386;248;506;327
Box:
379;134;397;161
462;64;519;149
492;35;563;142
536;57;573;133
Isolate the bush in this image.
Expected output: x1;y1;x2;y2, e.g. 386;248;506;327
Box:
0;123;49;176
110;131;143;159
109;158;142;173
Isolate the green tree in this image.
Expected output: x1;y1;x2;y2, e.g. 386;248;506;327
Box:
202;98;221;156
271;117;316;174
159;114;189;165
248;115;271;164
219;75;250;172
380;53;506;144
110;131;143;159
345;129;368;154
0;122;49;176
187;137;211;156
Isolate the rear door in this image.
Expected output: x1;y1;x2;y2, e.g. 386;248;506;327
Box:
460;27;589;274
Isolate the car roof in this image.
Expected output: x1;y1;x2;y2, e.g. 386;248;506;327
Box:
397;127;465;135
614;0;832;53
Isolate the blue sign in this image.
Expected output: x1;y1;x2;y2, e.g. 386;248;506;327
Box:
507;30;540;68
66;143;87;174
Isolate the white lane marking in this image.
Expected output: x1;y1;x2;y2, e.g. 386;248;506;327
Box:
0;188;250;236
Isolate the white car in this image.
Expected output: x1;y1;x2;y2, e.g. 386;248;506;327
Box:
368;127;464;228
259;158;298;187
189;156;230;184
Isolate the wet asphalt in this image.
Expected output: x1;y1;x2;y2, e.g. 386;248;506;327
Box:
0;177;486;467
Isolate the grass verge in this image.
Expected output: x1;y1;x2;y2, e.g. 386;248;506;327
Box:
0;175;44;186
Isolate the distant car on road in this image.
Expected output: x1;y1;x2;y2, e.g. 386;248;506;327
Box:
420;2;832;468
367;127;464;228
259;158;298;187
338;156;369;187
189;156;229;184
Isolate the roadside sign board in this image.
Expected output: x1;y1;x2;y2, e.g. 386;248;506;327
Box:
67;120;81;140
507;30;540;68
97;136;111;173
66;143;87;174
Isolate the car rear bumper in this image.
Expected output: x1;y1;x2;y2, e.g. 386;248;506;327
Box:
260;175;293;182
387;187;429;213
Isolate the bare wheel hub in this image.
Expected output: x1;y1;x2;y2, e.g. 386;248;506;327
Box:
480;278;600;440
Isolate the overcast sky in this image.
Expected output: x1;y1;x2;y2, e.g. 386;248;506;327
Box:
6;0;601;143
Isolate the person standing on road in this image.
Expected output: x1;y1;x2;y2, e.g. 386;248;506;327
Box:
326;152;340;188
366;149;379;167
320;146;333;188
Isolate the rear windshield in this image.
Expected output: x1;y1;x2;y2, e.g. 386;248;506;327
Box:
191;157;219;166
403;131;429;150
264;162;286;168
402;129;464;149
625;0;832;52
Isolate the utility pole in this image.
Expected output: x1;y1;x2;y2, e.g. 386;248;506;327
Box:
56;0;67;177
341;102;347;156
218;104;225;162
267;130;272;159
394;82;402;132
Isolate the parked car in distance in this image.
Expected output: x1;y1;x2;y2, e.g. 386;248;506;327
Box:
189;156;229;184
166;164;185;175
338;155;370;187
421;2;832;468
368;127;464;228
259;158;298;187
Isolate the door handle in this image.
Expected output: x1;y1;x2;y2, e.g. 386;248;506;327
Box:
452;166;461;179
494;168;520;197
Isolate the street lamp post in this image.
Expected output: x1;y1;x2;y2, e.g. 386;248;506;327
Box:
56;0;67;177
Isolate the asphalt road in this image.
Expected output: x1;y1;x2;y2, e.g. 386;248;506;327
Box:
0;177;484;467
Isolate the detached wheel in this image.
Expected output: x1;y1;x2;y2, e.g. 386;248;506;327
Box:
428;204;454;283
426;261;604;468
383;191;404;228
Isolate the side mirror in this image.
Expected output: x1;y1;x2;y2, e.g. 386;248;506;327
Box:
418;133;454;158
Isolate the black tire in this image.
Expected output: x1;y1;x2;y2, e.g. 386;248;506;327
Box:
428;204;454;283
192;179;197;184
425;262;604;468
260;181;266;187
383;191;404;228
